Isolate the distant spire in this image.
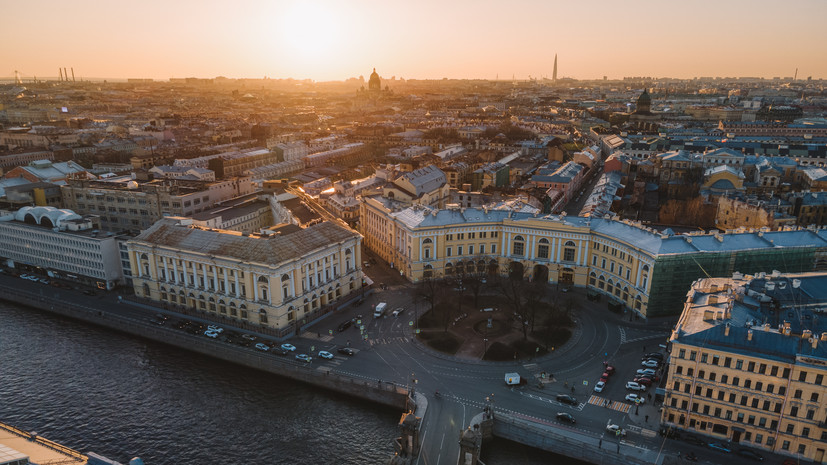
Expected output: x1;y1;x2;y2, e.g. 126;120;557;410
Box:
552;54;558;82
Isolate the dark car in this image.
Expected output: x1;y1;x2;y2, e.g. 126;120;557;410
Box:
82;289;97;296
556;412;575;423
556;394;578;405
604;365;615;375
737;448;764;461
271;347;288;356
337;320;353;332
633;377;653;386
338;347;355;356
644;352;664;360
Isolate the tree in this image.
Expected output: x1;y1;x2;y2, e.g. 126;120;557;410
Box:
494;262;547;340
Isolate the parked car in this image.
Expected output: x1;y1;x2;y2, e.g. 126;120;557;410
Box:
625;393;645;404
295;354;312;362
254;343;269;352
600;373;609;382
593;381;605;393
204;330;219;338
337;347;355;356
241;334;257;341
604;365;615;375
392;307;405;317
318;351;334;360
707;443;732;453
271;347;288;355
737;448;764;461
683;435;706;446
337;320;353;332
556;394;578;405
207;325;224;333
281;343;297;352
636;368;656;376
633;377;653;386
645;352;664;360
556;412;575;423
625;381;646;391
641;359;660;368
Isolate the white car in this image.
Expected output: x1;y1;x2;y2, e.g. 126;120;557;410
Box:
295;354;312;362
641;360;660;368
625;381;646;391
204;330;219;338
606;423;626;437
281;343;296;352
207;325;224;333
392;308;405;317
254;343;269;352
636;368;656;376
593;381;606;393
318;350;334;359
625;393;645;404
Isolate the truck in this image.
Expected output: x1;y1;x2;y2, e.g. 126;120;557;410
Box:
373;302;388;318
505;372;526;386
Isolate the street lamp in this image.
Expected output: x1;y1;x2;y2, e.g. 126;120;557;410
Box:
483;338;488;359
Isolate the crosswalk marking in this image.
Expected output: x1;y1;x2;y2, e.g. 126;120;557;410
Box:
588;395;631;413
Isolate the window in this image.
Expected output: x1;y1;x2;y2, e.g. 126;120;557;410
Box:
816;374;824;385
748;361;755;372
799;371;808;382
563;241;576;262
736;360;743;370
447;247;452;257
512;236;525;256
810;392;819;402
538;238;549;259
794;389;802;399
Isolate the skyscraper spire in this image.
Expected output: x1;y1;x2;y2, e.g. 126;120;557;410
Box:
552;54;558;82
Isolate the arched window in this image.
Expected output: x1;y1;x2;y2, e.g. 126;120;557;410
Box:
623;286;629;301
259;309;268;324
423;264;433;278
477;260;486;273
281;274;290;282
589;272;597;286
423;238;433;260
607;279;614;295
537;238;550;259
455;261;464;275
445;263;454;275
598;275;606;290
345;249;352;270
230;302;238;317
198;294;206;309
219;300;227;314
512;235;525;256
208;296;216;312
635;295;642;310
563;241;576;262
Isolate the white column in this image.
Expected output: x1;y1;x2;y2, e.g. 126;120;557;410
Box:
530;236;535;259
556;238;562;262
234;272;240;297
223;268;229;295
506;232;511;256
578;241;584;266
210;266;217;290
432;235;438;259
268;276;273;305
135;252;142;278
635;261;642;288
172;259;179;283
163;258;170;282
252;272;259;301
191;261;199;287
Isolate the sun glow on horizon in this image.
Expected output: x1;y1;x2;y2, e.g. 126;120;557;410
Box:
277;2;344;67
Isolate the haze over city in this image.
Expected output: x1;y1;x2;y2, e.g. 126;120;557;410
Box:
3;0;827;81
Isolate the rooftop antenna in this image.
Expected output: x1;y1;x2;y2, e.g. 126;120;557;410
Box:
58;68;63;82
71;67;75;82
794;68;798;81
64;68;68;83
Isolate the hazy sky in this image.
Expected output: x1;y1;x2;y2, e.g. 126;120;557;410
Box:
3;0;826;81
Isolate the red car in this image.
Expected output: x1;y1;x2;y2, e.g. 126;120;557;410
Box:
634;377;653;386
600;373;610;382
605;366;615;375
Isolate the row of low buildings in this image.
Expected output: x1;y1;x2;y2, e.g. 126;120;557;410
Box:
0;205;363;337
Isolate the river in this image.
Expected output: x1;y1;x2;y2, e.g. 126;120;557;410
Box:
0;302;573;464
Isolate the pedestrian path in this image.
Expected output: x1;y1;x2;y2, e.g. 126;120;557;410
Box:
588;395;631;413
368;336;410;346
625;424;658;438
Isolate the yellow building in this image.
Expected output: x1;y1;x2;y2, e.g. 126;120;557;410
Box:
127;218;362;337
360;197;656;315
663;272;827;463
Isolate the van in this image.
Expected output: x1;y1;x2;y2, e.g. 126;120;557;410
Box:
373;302;387;318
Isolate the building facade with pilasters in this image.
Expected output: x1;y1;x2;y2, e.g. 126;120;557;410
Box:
127;218;362;337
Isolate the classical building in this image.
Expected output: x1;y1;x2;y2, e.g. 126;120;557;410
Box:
359;201;827;317
382;165;449;208
662;272;827;462
0;206;124;289
127;218;363;337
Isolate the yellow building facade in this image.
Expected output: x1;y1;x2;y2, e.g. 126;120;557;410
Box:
663;273;827;463
127;217;362;337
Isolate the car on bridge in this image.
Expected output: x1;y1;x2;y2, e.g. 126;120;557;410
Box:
556;412;575;423
606;422;626;437
295;354;312;362
281;343;296;352
254;343;269;352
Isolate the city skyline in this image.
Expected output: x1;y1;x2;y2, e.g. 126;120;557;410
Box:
2;0;827;82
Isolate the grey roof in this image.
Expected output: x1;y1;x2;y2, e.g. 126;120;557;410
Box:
396;165;446;196
131;219;358;265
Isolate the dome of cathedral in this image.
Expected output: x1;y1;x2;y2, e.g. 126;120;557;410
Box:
368;68;381;91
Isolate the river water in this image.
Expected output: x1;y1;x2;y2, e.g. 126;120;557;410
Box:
0;302;572;464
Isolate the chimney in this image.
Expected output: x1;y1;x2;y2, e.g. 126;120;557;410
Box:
802;329;813;340
792;279;801;289
747;329;753;341
783;322;792;336
812;337;818;350
725;322;731;336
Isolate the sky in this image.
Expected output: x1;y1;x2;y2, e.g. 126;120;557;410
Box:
2;0;826;82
